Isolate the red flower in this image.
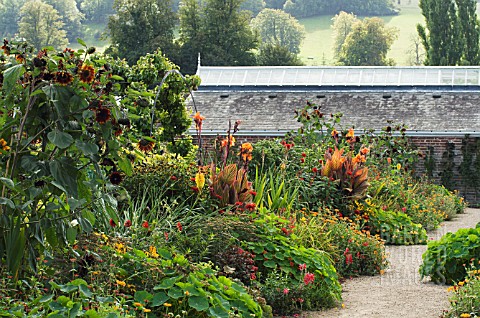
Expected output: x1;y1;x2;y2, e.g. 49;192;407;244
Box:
301;152;306;157
344;248;349;255
362;242;369;246
142;221;149;228
250;273;256;280
191;186;199;193
303;272;315;285
124;220;132;227
170;176;177;181
298;263;307;271
283;288;289;295
312;167;318;173
249;190;257;196
245;203;256;211
109;218;116;227
401;207;407;212
298;298;304;303
164;232;169;241
176;222;182;232
281;227;289;235
345;253;353;265
300;158;305;163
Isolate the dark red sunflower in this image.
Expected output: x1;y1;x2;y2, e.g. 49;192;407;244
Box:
1;40;10;55
78;64;95;83
63;48;75;58
95;107;111;124
109;171;122;185
54;71;74;86
138;139;155;153
15;54;25;64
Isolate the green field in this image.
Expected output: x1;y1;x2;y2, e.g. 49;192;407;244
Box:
298;1;424;65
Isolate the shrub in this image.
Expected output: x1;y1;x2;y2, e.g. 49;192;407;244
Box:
420;223;480;284
320;215;388;277
366;206;428;245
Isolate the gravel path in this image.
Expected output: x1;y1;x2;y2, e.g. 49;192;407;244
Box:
308;208;480;318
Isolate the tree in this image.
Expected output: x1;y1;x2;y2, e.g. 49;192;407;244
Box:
44;0;85;41
256;43;304;65
406;33;425;66
251;9;305;54
81;0;115;23
331;11;359;58
417;0;478;65
18;0;68;51
455;0;479;65
107;0;176;65
178;0;258;73
338;17;398;66
0;0;27;38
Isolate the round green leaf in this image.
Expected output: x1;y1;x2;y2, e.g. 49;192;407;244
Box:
188;295;209;312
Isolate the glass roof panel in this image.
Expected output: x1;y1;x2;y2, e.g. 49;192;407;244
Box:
197;66;480;86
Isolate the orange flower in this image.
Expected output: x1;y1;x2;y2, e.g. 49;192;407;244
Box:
360;147;369;155
221;135;235;147
331;129;338;137
330;147;346;171
193;112;205;131
346;128;354;138
239;142;253;161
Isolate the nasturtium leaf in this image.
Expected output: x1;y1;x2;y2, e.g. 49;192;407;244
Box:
48;130;74;149
188;296;209;311
79;285;93;298
134;291;152;303
263;260;276;268
167;286;183;299
154;277;177;290
151;292;169;307
39;294;54;303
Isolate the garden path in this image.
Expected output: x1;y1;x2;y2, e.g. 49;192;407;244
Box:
309;208;480;318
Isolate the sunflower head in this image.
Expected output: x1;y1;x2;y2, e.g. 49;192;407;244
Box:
95;107;111;124
78;64;95;83
138;139;155;153
54;71;74;86
109;171;123;185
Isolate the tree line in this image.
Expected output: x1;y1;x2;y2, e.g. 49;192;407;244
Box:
2;0;480;72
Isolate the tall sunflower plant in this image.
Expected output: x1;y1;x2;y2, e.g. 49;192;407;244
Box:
0;39;136;278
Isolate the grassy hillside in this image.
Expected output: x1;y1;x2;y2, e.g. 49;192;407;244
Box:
298;1;423;65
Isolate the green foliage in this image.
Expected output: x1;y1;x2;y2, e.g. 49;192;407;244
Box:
418;0;479;66
338;17;398;66
0;0;26;38
256;43;304;66
251;9;305;54
0;41;128;278
443;266;480;318
246;212;342;311
282;0;397;19
300;215;388;277
178;0;258;74
18;0;68;50
44;0;85;42
420;223;480;284
367;207;428;245
441;142;457;191
107;0;176;65
331;11;359;58
81;0;115;23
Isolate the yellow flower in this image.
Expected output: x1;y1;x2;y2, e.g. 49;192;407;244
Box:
239;143;253;161
280;163;286;170
143;308;151;313
163;302;172;307
185;291;190;296
458;281;465;286
116;280;126;287
148;246;159;258
195;172;205;191
396;163;401;170
91;271;100;275
114;242;126;253
460;314;471;318
134;302;143;307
